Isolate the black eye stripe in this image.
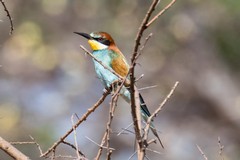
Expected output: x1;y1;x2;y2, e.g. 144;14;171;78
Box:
94;37;110;46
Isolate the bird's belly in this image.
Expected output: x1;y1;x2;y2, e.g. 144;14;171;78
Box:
93;61;118;87
93;61;131;102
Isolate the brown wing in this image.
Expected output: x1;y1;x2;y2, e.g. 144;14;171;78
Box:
111;56;129;77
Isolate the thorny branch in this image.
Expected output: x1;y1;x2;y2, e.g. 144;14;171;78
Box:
130;0;176;158
95;92;118;160
143;81;179;144
218;137;224;160
71;115;81;159
196;144;208;160
41;0;176;158
0;0;14;34
96;77;129;159
41;90;110;157
146;0;177;27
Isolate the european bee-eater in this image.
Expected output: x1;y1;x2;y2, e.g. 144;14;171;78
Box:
74;31;164;148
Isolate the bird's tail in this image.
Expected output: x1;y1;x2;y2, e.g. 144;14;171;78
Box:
139;93;164;148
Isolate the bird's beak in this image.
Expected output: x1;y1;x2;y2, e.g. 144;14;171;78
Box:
74;32;92;40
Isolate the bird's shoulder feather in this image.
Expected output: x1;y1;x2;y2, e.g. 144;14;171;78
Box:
108;46;129;77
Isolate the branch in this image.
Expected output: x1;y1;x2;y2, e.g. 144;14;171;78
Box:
99;92;117;159
196;144;208;160
85;136;115;151
218;137;224;160
130;1;162;159
41;90;110;157
0;0;14;34
62;141;85;156
71;115;81;159
95;79;127;160
0;136;29;160
146;0;177;27
143;81;179;143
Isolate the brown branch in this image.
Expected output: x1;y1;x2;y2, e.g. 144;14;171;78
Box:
41;90;110;157
95;132;108;159
0;0;14;34
130;1;162;158
143;81;179;144
146;0;177;27
0;136;29;160
96;79;127;160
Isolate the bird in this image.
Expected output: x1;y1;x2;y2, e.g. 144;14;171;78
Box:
74;31;164;148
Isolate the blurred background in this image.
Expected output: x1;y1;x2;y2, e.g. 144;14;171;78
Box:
0;0;240;159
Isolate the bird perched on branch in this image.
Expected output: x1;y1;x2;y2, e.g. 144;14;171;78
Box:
74;31;164;148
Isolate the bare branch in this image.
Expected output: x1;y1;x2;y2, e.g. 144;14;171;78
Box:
138;85;158;91
130;0;166;158
196;144;208;160
62;141;85;156
0;136;29;160
85;136;115;151
0;0;14;34
117;122;133;136
128;151;137;160
96;79;127;160
218;137;224;160
71;115;81;159
143;81;179;145
146;0;177;27
136;33;153;60
41;90;110;157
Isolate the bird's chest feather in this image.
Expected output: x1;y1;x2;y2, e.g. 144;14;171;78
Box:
92;49;118;87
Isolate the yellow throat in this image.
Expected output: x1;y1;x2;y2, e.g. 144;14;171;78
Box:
88;40;108;50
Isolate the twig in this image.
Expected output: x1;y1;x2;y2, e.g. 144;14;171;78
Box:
136;33;153;60
146;147;163;155
218;136;224;160
62;141;84;156
80;45;124;81
0;0;14;34
196;144;208;160
71;115;81;159
29;135;44;155
152;81;178;116
10;142;36;145
138;85;158;91
128;151;137;160
135;74;144;82
105;91;118;159
95;132;108;159
143;81;178;144
10;135;44;156
146;0;177;27
117;122;134;136
96;79;126;160
0;136;29;160
85;136;115;150
41;90;110;157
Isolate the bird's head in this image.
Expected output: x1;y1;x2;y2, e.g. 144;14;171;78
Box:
74;31;115;51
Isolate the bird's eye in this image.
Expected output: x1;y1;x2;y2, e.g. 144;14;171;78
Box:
95;37;110;46
96;37;103;41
